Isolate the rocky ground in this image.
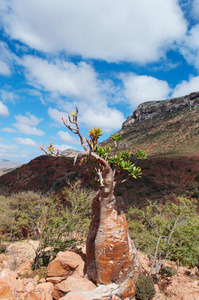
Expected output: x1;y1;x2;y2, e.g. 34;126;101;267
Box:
0;240;198;300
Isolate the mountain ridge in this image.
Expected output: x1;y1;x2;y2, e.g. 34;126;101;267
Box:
122;91;199;128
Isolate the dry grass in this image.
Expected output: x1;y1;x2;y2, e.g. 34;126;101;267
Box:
101;106;199;157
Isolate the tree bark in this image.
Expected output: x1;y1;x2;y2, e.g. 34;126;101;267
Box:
86;154;140;298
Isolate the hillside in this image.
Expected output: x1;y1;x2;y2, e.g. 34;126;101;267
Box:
0;154;199;207
102;100;199;157
0;92;199;203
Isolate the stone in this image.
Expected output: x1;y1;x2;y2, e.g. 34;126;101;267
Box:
0;279;12;299
52;273;96;300
25;281;35;293
60;293;91;300
46;276;64;284
47;250;85;277
35;282;54;294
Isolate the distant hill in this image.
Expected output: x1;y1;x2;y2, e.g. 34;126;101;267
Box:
0;159;22;176
0;159;22;169
102;92;199;157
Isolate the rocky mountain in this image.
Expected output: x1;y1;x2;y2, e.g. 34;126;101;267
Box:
122;91;199;128
101;92;199;157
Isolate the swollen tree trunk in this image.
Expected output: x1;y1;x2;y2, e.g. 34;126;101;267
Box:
86;152;140;299
60;111;141;298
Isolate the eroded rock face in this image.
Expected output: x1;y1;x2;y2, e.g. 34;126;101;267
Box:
122;92;199;128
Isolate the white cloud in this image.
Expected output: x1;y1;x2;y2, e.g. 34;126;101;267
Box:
57;131;79;145
172;75;199;98
14;137;38;147
22;56;103;102
15;112;42;126
1;0;187;63
0;101;9;116
22;56;125;132
1;127;17;133
0;142;18;154
0;90;15;103
121;74;171;107
0;60;10;75
13;123;44;136
191;0;199;19
79;105;125;133
0;41;19;76
0;142;29;159
13;112;44;136
48;107;69;126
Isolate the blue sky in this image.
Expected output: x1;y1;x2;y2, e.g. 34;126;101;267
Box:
0;0;199;163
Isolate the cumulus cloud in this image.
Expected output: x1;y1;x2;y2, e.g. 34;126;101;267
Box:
191;0;199;19
120;74;171;107
1;127;17;133
79;105;125;133
0;41;19;76
15;112;42;126
0;60;10;75
172;75;199;98
13;123;44;136
57;131;79;145
0;101;9;116
22;56;125;132
13;112;44;136
0;0;187;63
48;107;70;126
14;137;38;147
22;56;104;102
0;142;29;159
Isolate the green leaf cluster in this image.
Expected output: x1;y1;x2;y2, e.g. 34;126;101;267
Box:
94;145;111;158
108;154;142;179
111;133;122;142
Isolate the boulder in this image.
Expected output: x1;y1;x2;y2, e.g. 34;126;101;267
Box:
52;273;96;300
47;250;85;277
0;279;12;299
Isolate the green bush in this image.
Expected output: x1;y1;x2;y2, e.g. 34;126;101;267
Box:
159;267;176;277
135;274;156;300
0;182;95;269
127;197;199;276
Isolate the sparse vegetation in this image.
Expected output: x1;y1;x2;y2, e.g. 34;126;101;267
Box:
0;182;95;269
135;274;156;300
127;197;199;281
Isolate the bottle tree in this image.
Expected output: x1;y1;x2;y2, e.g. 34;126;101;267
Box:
41;107;147;298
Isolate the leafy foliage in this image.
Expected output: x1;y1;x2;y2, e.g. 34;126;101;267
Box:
0;183;95;269
127;197;199;277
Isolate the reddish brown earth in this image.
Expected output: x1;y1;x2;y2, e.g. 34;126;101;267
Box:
0;154;198;207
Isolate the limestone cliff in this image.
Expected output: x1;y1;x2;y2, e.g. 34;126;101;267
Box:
122;92;199;128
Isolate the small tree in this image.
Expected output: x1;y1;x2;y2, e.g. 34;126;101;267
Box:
127;197;199;282
41;107;147;298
